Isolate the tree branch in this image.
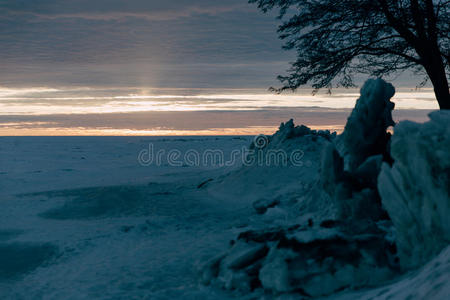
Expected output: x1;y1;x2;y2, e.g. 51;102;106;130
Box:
378;0;420;47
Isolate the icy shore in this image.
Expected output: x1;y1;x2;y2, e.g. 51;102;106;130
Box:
201;79;450;298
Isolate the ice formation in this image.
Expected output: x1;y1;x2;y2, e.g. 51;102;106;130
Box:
201;93;400;296
320;78;395;220
378;110;450;269
336;78;395;172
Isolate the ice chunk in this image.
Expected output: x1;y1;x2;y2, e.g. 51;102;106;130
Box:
202;221;398;297
259;247;295;293
378;110;450;269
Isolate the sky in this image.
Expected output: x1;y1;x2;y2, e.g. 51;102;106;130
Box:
0;0;438;135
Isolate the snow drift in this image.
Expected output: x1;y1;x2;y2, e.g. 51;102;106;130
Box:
378;110;450;269
205;119;334;211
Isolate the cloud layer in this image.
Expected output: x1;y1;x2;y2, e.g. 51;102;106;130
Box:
0;0;294;88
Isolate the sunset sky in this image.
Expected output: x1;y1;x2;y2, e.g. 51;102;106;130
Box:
0;0;437;135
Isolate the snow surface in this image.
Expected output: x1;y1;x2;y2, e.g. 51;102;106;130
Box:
0;136;256;299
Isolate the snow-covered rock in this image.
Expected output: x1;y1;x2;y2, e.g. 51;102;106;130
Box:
378;110;450;269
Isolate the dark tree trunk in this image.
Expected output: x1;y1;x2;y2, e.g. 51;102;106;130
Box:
423;48;450;110
430;74;450;110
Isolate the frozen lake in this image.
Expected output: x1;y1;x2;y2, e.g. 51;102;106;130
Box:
0;136;257;299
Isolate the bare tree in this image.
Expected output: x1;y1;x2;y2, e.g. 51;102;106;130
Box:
250;0;450;109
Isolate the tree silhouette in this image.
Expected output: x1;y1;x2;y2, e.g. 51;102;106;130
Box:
250;0;450;109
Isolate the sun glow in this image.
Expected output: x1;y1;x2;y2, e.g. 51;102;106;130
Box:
0;124;346;136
